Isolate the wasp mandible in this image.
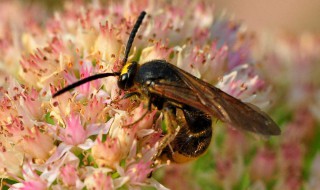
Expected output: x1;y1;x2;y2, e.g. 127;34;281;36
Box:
53;11;280;163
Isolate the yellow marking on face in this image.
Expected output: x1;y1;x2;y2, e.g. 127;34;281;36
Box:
121;62;133;75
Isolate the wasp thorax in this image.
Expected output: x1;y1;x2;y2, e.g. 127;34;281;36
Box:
118;61;138;90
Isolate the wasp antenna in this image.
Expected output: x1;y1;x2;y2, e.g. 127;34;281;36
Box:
53;72;120;98
122;11;146;65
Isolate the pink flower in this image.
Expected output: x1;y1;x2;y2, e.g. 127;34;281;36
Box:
175;42;228;83
0;138;24;178
95;21;123;62
162;165;192;190
63;60;101;98
21;88;44;120
250;149;277;181
92;137;122;169
214;156;244;189
17;126;55;162
275;142;304;190
46;114;112;164
210;16;254;69
282;109;316;143
20;38;67;88
125;161;153;185
63;114;87;145
139;41;173;63
84;172;114;190
222;128;248;157
216;64;272;108
82;96;110;123
59;164;79;187
9;163;48;190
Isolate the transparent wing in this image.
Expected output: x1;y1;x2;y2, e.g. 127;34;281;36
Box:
148;63;281;136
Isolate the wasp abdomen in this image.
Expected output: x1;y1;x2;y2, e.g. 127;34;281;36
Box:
161;106;213;163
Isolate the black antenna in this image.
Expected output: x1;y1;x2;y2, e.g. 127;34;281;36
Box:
53;72;120;97
122;11;146;65
53;11;146;98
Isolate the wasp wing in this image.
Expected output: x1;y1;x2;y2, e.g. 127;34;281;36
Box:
148;63;280;136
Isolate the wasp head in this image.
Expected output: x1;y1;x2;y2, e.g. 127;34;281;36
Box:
118;61;138;90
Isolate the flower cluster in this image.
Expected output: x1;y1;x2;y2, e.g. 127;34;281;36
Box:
1;0;312;190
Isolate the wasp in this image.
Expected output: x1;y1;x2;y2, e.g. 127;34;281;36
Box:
53;11;280;164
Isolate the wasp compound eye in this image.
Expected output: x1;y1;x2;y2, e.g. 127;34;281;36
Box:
118;61;138;90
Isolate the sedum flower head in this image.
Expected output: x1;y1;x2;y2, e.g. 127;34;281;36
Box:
0;0;278;189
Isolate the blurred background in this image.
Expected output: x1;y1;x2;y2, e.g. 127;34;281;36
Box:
24;0;320;33
214;0;320;33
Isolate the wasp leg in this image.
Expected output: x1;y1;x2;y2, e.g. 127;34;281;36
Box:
151;106;180;165
110;91;141;105
121;92;141;100
123;110;149;128
122;96;150;128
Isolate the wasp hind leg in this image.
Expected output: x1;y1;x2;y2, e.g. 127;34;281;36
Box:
151;106;181;166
